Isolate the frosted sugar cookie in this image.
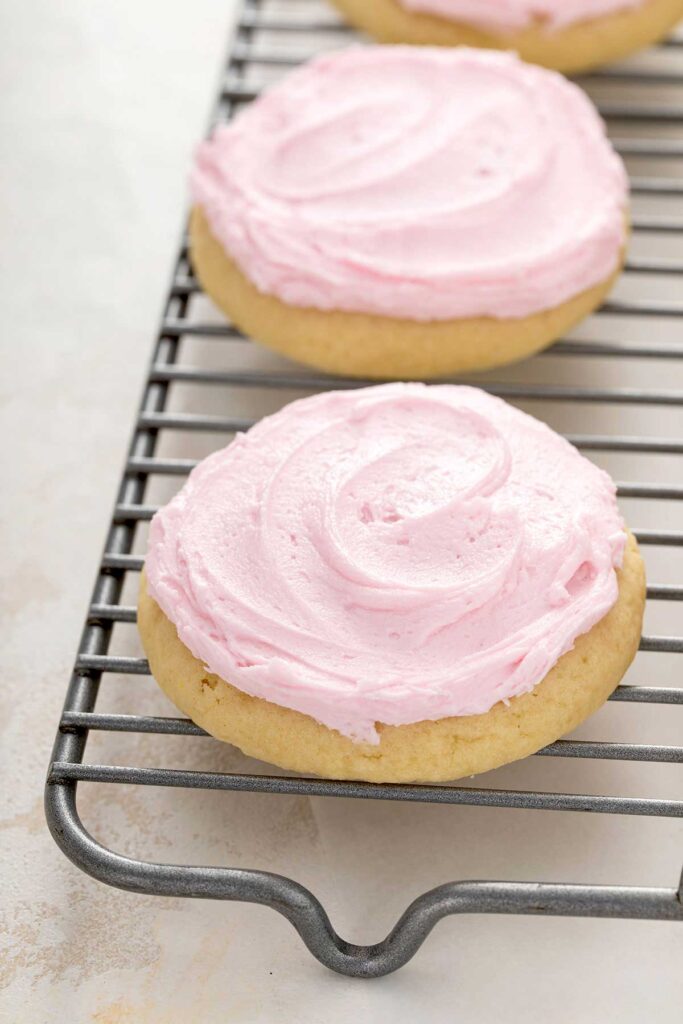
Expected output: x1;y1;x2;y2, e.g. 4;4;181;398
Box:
190;47;629;379
140;383;645;783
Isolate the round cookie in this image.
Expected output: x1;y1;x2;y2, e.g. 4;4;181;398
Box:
190;47;629;380
139;384;646;783
329;0;683;74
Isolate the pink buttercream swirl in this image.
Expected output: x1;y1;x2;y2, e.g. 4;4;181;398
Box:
146;384;626;743
191;46;628;322
399;0;646;33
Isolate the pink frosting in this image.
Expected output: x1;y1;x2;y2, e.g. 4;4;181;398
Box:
191;46;627;322
399;0;646;32
146;384;626;744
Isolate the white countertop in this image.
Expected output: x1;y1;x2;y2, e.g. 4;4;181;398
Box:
1;2;681;1021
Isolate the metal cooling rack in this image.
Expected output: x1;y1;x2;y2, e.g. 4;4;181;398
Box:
46;0;682;978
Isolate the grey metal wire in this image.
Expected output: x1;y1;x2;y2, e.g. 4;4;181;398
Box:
45;0;683;977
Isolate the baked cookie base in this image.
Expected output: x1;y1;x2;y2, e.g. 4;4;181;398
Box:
190;207;624;380
329;0;683;74
138;533;645;784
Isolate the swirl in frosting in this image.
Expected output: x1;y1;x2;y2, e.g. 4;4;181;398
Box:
399;0;646;33
191;46;627;322
146;384;626;743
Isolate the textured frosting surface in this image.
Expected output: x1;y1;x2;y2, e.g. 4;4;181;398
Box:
399;0;645;31
191;46;627;322
146;384;626;743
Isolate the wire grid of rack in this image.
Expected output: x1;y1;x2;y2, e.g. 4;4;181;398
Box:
45;0;682;978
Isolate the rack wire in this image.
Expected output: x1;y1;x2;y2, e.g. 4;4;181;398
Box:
45;0;682;977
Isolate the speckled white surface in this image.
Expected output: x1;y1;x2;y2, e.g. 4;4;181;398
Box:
1;2;682;1021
